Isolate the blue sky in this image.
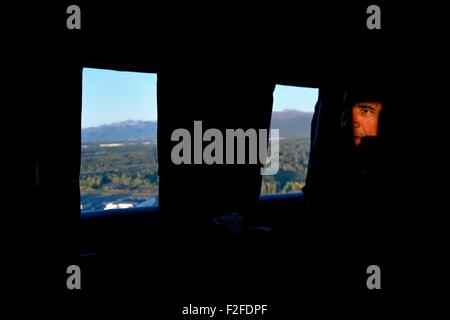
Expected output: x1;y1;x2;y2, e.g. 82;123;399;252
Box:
82;68;318;128
272;85;318;113
82;68;158;128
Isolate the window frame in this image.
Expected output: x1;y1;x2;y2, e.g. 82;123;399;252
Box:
80;65;160;214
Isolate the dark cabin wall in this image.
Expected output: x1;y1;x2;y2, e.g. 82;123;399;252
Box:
31;3;355;235
25;1;425;305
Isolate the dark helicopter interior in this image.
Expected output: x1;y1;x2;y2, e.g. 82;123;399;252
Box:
22;1;436;317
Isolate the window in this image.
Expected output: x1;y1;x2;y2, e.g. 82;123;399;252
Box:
80;68;158;212
261;84;318;195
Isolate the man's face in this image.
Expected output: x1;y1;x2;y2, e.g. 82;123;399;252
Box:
351;102;383;147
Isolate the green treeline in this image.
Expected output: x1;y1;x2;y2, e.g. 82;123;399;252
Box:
80;143;159;196
80;138;309;196
261;138;309;195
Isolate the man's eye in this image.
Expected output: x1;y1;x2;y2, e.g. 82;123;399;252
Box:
361;108;373;114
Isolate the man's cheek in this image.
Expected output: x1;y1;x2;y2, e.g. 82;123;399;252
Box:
369;122;379;135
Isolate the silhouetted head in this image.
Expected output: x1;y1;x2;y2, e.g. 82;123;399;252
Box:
342;85;385;148
351;101;383;147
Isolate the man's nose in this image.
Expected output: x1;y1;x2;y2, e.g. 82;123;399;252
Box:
353;120;361;128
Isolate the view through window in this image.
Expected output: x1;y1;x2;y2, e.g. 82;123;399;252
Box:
80;68;158;212
261;85;318;195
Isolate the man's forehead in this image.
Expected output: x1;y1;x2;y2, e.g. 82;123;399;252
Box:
353;102;383;109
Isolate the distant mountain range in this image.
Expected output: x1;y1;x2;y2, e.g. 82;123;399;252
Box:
271;109;312;138
82;110;312;143
82;120;157;143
